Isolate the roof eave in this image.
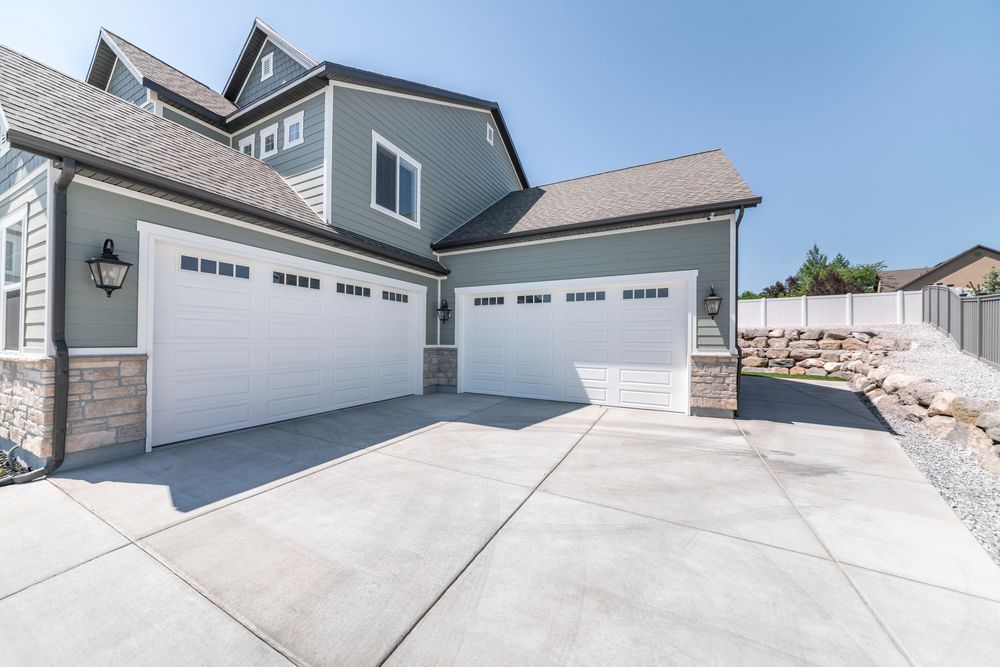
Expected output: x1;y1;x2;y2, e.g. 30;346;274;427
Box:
143;80;229;128
431;197;762;251
7;129;448;276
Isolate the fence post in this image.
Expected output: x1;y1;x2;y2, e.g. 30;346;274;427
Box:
846;292;854;327
979;295;984;362
801;295;807;327
761;297;767;329
896;290;904;324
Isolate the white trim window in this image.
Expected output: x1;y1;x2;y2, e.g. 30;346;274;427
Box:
370;130;421;228
486;123;494;146
238;135;255;157
259;123;279;159
284;110;304;149
1;210;26;351
260;52;274;81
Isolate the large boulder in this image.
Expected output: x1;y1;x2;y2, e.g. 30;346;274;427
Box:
765;348;791;359
868;337;896;351
872;393;900;411
924;415;958;438
789;348;822;361
841;337;868;351
928;391;959;417
818;339;842;350
900;404;928;423
785;329;801;341
977;411;1000;442
799;358;825;369
789;340;819;349
851;331;876;342
767;338;789;349
749;336;768;348
824;330;850;340
823;362;842;373
908;381;948;407
869;365;895;384
949;424;1000;472
767;329;785;338
820;351;842;362
800;329;824;340
742;356;767;368
743;328;768;339
789;366;806;375
882;373;925;395
768;358;795;368
951;396;998;425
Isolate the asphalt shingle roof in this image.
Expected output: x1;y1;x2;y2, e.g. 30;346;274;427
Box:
878;267;930;291
103;30;237;117
0;43;447;274
433;149;760;249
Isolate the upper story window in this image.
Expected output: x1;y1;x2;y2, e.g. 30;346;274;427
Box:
260;123;278;159
486;123;494;146
284;111;304;149
261;52;274;81
370;130;421;228
238;135;255;157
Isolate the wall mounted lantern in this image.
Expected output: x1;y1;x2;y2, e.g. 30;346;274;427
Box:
704;285;723;319
436;299;452;323
86;239;132;298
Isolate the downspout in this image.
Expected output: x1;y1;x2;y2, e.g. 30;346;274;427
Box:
1;158;74;486
734;205;745;417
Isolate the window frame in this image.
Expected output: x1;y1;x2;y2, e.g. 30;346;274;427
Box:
238;135;255;158
259;123;279;159
486;123;494;146
370;130;422;228
283;110;304;149
1;208;27;351
260;52;274;81
0;103;9;157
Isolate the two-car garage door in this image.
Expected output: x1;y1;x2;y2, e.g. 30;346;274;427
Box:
149;238;424;446
457;276;691;413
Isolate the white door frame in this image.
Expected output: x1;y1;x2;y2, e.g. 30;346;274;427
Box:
137;221;428;451
454;270;698;414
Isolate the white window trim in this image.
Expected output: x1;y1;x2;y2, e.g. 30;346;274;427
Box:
1;207;28;351
238;135;255;158
486;123;494;145
260;52;274;82
370;130;421;229
259;123;279;159
0;101;9;157
283;110;304;149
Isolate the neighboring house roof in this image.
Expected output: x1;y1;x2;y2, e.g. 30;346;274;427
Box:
433;149;760;250
878;267;930;292
0;43;446;275
889;244;1000;291
222;18;318;103
87;29;237;121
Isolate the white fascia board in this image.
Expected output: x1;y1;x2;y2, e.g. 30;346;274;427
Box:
254;18;318;68
98;30;144;83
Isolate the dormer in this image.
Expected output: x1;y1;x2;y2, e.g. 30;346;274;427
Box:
222;19;318;109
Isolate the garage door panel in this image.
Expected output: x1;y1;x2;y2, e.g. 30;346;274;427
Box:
620;368;671;385
564;385;608;402
151;241;421;446
621;348;672;364
620;390;672;409
569;366;608;382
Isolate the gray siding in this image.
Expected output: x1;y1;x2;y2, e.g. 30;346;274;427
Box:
0;162;48;351
66;182;438;347
162;107;229;144
330;85;521;260
236;42;307;107
0;148;46;193
106;58;147;106
232;93;325;216
439;220;733;350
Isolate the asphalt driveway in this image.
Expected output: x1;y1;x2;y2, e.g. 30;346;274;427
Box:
2;378;999;665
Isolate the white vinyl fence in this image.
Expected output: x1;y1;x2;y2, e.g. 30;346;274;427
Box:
739;291;923;328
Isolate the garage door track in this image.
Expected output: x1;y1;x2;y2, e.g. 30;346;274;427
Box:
2;379;999;665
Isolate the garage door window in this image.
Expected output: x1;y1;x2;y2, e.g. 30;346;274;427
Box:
337;282;371;297
516;294;551;304
566;291;605;302
473;297;504;306
382;290;409;303
180;254;249;279
624;288;669;299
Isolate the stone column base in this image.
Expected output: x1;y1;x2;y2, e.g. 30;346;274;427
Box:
690;352;739;418
424;347;458;393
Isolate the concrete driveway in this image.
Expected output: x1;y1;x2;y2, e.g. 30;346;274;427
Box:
2;378;999;665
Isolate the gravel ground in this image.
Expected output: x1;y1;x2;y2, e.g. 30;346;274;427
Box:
863;323;1000;566
0;449;26;480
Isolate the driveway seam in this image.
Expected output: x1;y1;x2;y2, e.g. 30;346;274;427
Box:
833;560;1000;605
371;450;535;489
734;421;916;665
378;406;610;665
0;534;131;603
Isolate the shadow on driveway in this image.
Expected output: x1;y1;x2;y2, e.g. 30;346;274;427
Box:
738;375;889;432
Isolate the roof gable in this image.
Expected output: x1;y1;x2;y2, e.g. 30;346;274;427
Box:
897;244;1000;289
223;19;317;104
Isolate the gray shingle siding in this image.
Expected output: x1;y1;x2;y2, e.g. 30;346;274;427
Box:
330;85;521;260
236;42;307;107
106;58;147;106
438;220;733;350
65;182;439;347
0;160;48;351
232;93;325;217
162;107;229;144
0;148;46;193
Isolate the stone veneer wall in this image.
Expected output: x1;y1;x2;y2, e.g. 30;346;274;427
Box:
738;328;901;376
690;352;739;417
423;347;457;392
1;354;147;470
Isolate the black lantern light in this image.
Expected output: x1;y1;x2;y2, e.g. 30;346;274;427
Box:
704;285;723;319
436;299;452;323
86;239;132;298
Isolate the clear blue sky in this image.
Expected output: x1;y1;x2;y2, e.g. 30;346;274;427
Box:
4;1;998;290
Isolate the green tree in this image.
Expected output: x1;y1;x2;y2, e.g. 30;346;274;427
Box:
739;290;761;300
983;267;1000;295
750;245;885;297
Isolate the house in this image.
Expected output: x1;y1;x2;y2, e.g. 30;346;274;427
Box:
0;19;760;474
878;245;1000;292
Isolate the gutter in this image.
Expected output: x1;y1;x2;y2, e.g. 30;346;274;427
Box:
734;205;745;418
0;158;74;486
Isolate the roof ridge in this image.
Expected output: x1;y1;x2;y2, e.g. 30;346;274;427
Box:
533;149;726;189
101;29;225;99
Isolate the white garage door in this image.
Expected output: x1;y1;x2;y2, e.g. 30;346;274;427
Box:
458;275;690;412
150;240;423;446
